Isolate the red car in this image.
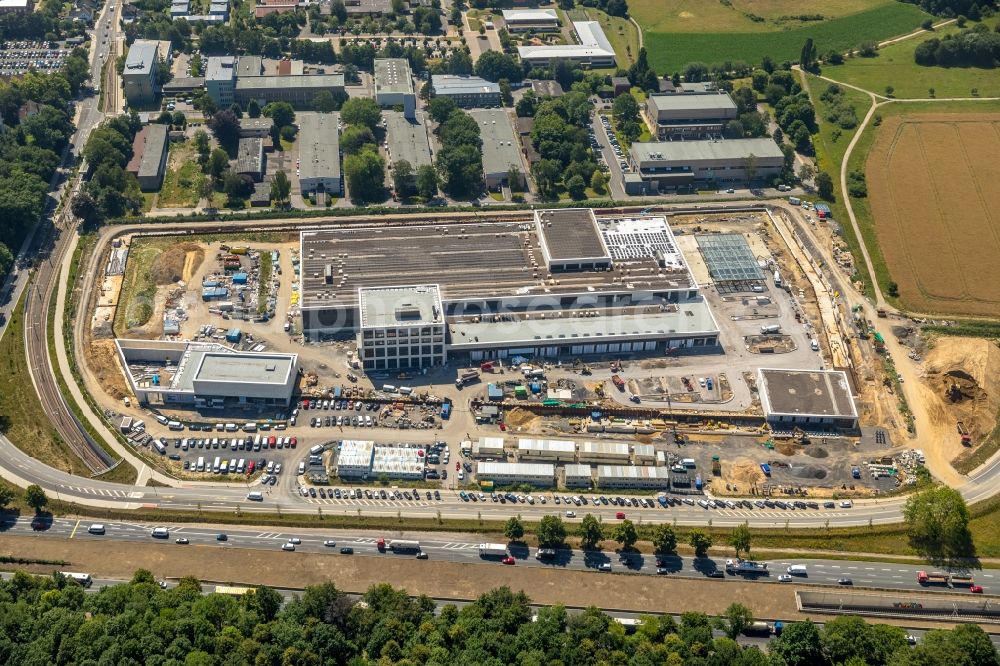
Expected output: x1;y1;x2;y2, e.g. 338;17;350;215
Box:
268;436;276;448
971;585;985;593
502;556;515;565
289;437;297;449
615;512;626;520
456;462;461;471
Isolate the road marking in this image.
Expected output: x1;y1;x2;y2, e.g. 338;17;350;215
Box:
70;519;80;538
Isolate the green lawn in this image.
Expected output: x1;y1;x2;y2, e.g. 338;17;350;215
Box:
821;17;1000;99
584;8;640;68
643;2;931;73
158;141;206;208
630;0;897;34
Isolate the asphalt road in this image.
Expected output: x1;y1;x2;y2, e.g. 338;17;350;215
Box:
4;515;995;597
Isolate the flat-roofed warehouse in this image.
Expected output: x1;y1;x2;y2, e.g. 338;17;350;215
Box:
517;438;576;461
501;8;559;31
645;91;738;140
374;58;416;119
578;440;630;463
384;110;432;178
473;437;506;458
629;138;785;193
298;112;341;196
758;368;858;430
300;211;719;362
564;463;593;487
115;339;298;408
468;109;525;190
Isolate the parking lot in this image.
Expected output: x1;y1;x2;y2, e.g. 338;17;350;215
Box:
0;42;71;76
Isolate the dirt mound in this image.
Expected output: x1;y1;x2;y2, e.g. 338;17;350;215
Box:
730;462;764;484
805;447;829;459
776;440;801;456
924;337;1000;440
149;242;203;286
87;339;130;400
790;465;827;480
503;408;538;429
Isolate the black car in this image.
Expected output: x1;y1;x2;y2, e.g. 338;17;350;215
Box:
837;578;853;585
319;488;327;498
340;547;354;555
309;487;317;497
268;475;277;486
434;490;441;500
706;571;725;578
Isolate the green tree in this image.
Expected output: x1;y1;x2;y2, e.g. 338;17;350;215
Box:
339;97;382;130
314;89;337;113
815;171;835;200
344;146;385;204
729;522;752;558
689;530;713;557
415;164;438;199
247;98;261;118
531;158;562;198
208;109;240;150
474;51;523;83
566;174;586;199
340;124;377;155
263;101;295;129
652;523;677;554
771;621;825;666
222;171;253;207
435;143;482;198
0;484;15;509
207;148;230;180
269;170;291;205
427;96;458;124
578;514;604;549
904;486;974;566
504;516;525;541
800;37;816;70
722;603;753;640
536;515;567;548
499;79;513;107
611;93;640;128
590;170;607;194
888;281;899;298
392;159;414;199
24;484;47;513
612;519;638;551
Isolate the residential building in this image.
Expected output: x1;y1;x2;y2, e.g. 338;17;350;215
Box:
476;462;555;486
469;108;524;190
297;112;341;195
431;75;501;108
234;74;346;107
125;124;169;191
357;285;446;371
205;56;236;107
235;137;265;182
596;465;671;489
517;438;576;462
501;8;559;32
758;369;858;430
645;91;738;140
374;58;415;119
564;463;593;488
628;138;785;192
517;21;615;68
122;39;160;106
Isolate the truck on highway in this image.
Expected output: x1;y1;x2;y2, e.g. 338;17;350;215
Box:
725;559;769;575
917;571;951;586
479;543;508;558
378;539;421;553
456;370;480;388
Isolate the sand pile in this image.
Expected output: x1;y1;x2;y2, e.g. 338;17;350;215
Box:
149;242;203;285
924;337;1000;440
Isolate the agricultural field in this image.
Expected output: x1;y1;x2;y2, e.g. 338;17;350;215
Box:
821;17;1000;99
865;112;1000;317
636;0;931;72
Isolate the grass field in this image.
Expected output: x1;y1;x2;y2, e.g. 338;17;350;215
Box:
585;8;639;68
157;141;206;208
821;17;1000;99
641;2;931;72
865;112;1000;317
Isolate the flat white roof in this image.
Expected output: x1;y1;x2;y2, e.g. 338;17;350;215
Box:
518;438;576;454
477;462;555;477
518;21;615;62
358;284;443;328
565;463;593;478
597;465;670;479
580;441;630;456
501;8;558;21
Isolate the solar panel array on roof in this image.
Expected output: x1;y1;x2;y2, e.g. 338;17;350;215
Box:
695;233;764;284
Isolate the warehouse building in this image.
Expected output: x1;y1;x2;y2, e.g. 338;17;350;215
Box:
597;465;671;489
517;21;615;68
633;444;656;465
473;437;506;458
125;124;169;191
235;74;346;107
122;40;160;106
371;445;425;480
517;438;576;462
431;75;501;108
206;56;236;107
476;462;555;486
115;339;299;408
384;111;433;180
564;463;593;488
758;368;858;430
628;138;785;192
578;440;630;463
374;58;415;119
645;92;738;140
300;210;719;361
469;109;525;190
235;137;265;182
336;440;376;478
357;284;446;371
297;112;342;196
501;8;559;32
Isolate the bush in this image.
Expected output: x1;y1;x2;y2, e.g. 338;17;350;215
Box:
922;17;934;29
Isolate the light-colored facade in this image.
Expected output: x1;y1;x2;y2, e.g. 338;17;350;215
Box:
473;437;506;458
517;438;576;462
205;56;236;107
297;112;342;195
123;40;160;106
358;285;446;371
578;440;630;463
374;58;415;119
371;445;426;479
564;463;593;488
597;465;671;489
517;21;615;68
633;444;656;465
645;92;738;140
234;74;346;107
0;0;33;13
476;462;555;486
469;108;524;190
501;8;559;32
336;440;376;477
629;138;785;192
431;75;501;108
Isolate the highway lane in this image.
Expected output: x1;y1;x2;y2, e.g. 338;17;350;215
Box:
3;515;995;595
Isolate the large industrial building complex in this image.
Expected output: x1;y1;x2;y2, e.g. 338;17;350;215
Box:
115;340;299;408
628;138;786;192
517;21;616;68
300;209;719;365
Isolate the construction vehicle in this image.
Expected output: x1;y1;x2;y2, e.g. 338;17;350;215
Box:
581;366;592;375
958;422;972;446
480;361;494;372
456;369;481;388
711;455;721;476
611;374;625;391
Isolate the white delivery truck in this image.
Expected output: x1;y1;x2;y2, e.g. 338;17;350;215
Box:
479;543;508;558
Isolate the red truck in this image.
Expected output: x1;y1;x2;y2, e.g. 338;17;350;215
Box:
958;422;972;446
611;375;625;391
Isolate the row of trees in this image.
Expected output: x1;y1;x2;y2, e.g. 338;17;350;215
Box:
915;23;1000;67
340;97;387;204
0;569;994;665
73;115;144;225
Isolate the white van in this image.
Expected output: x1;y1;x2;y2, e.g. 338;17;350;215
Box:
297;462;306;475
167;420;183;430
787;564;808;576
155;415;169;425
88;524;106;535
810;339;820;351
196;456;205;472
150;527;169;538
244;422;258;433
382;384;397;393
246;491;264;501
310;444;324;455
225;423;238;432
398;386;413;395
682;458;696;468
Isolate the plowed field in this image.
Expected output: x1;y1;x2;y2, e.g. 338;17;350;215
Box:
866;114;1000;317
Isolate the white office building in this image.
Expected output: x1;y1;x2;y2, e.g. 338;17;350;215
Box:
473;437;506;458
517;21;615;68
517;438;576;462
578;441;630;463
564;463;593;488
358;285;446;371
374;58;416;119
476;462;555;486
597;465;671;489
336;440;376;478
371;445;425;480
